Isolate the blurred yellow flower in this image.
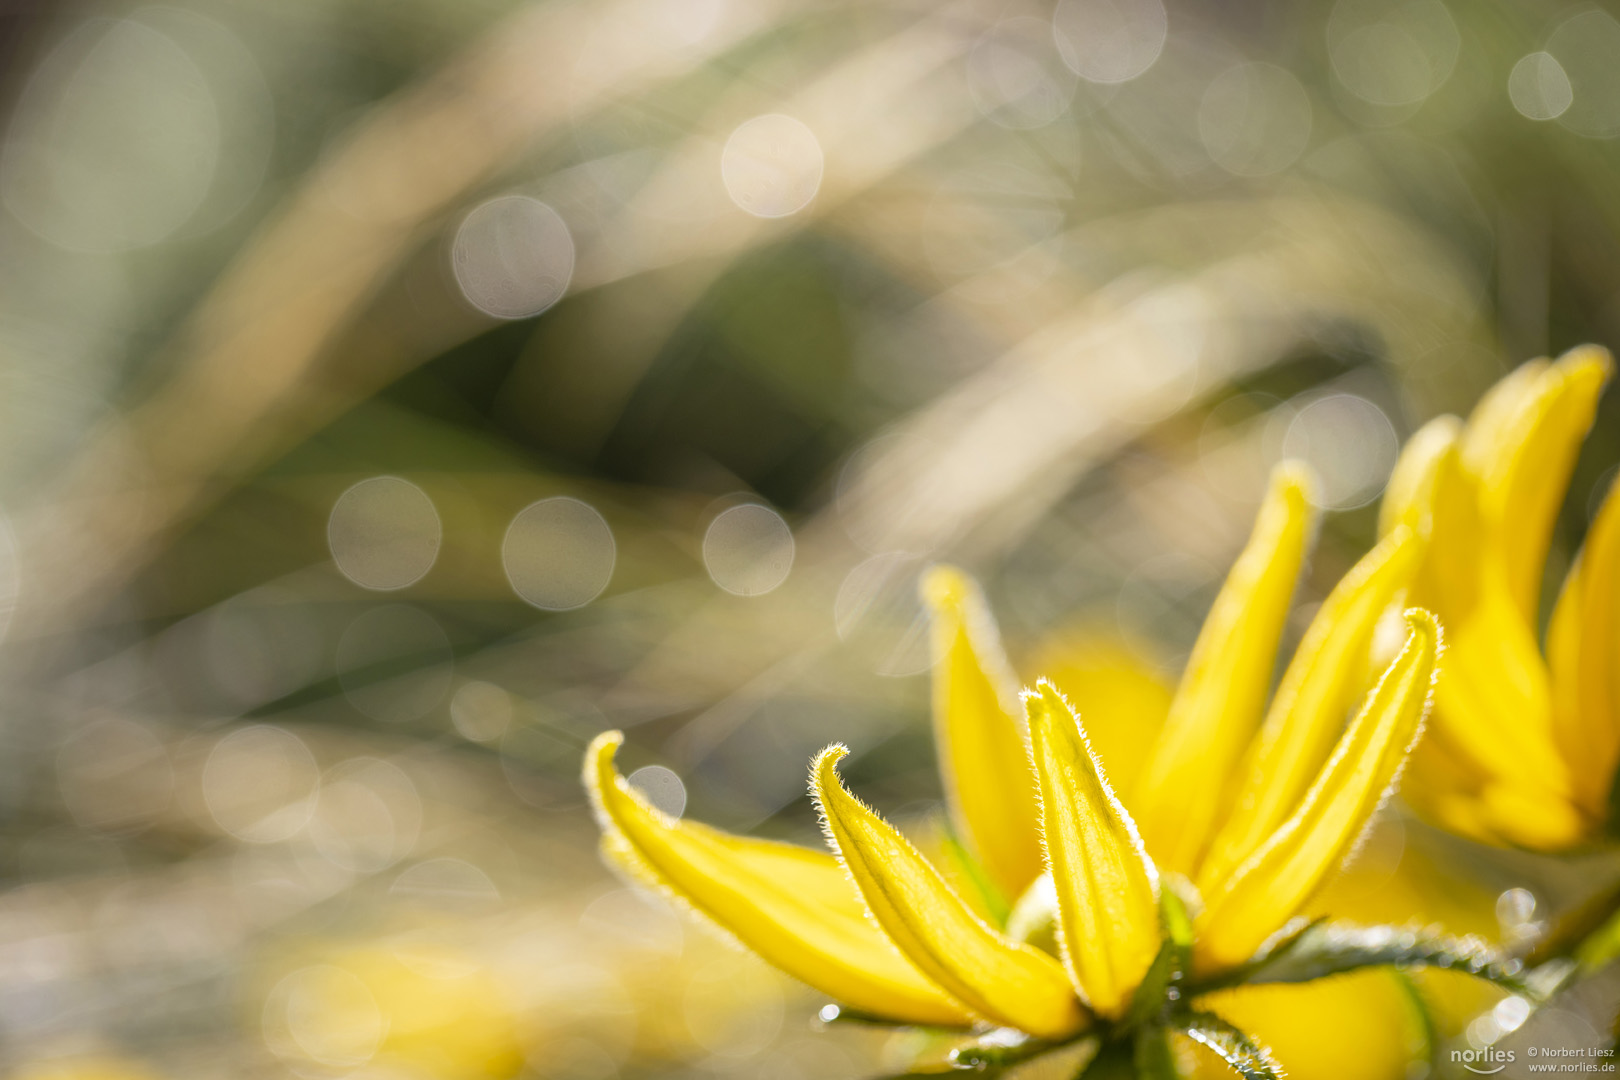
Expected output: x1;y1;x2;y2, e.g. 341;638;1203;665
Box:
583;460;1443;1067
1189;971;1419;1080
261;942;526;1080
1379;346;1615;850
11;1059;165;1080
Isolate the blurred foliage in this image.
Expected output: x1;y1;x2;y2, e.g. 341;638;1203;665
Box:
0;0;1617;1075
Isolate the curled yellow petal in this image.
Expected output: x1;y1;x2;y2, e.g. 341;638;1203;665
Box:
1134;461;1319;876
1463;347;1612;622
1197;525;1421;895
812;745;1087;1039
921;566;1045;902
1195;610;1439;973
1024;681;1160;1018
584;733;972;1027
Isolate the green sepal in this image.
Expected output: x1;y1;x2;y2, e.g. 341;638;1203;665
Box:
1172;1012;1283;1079
1133;1025;1181;1080
1124;885;1195;1028
943;1033;1102;1078
947;1030;1055;1073
1076;1037;1135;1080
815;1004;967;1032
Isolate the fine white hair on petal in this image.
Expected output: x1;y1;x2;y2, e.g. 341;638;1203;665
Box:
1021;677;1161;893
806;744;984;1023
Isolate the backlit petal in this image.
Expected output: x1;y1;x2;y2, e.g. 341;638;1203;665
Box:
584;733;972;1027
1195;611;1438;973
1431;587;1571;803
921;566;1046;902
1553;480;1620;821
1024;681;1160;1018
1386;412;1577;831
1380;418;1482;620
812;745;1088;1039
1198;526;1421;895
1134;462;1319;877
1027;630;1174;796
1462;347;1612;622
1378;416;1461;543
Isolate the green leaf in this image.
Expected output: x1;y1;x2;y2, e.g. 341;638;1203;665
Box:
1124;884;1195;1028
1173;1012;1284;1080
1207;921;1538;997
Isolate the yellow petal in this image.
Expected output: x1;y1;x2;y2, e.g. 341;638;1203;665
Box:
1580;476;1620;772
1462;347;1612;622
921;566;1046;902
1553;477;1620;821
1024;681;1160;1018
1026;628;1174;796
1133;462;1319;877
1400;744;1498;847
1548;549;1588;807
1378;416;1462;543
1430;586;1570;801
1459;358;1547;476
1197;525;1421;895
584;733;973;1027
1388;429;1575;818
1478;781;1588;851
1195;610;1439;973
811;745;1087;1039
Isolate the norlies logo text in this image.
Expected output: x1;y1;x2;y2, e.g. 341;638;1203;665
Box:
1453;1047;1516;1075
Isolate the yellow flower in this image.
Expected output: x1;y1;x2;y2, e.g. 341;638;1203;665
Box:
11;1059;166;1080
260;941;526;1079
583;460;1442;1054
1377;345;1615;851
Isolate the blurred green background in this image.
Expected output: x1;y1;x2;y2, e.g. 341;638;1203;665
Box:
0;0;1617;1075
